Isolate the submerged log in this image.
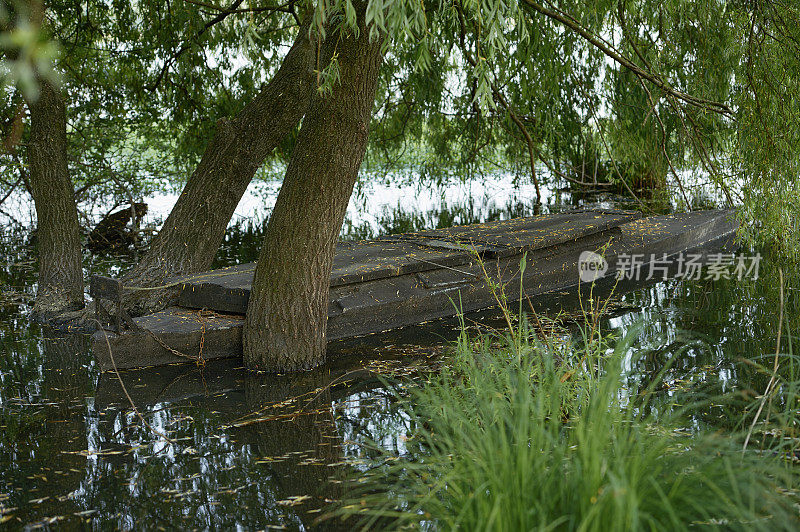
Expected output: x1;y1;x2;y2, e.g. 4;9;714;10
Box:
92;209;738;371
87;203;148;252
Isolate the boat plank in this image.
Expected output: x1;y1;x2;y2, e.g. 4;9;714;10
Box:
93;209;737;371
176;209;639;314
409;209;638;256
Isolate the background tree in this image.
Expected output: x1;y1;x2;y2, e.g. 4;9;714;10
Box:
4;1;84;316
2;0;799;368
120;14;319;315
26;77;84;315
3;1;321;313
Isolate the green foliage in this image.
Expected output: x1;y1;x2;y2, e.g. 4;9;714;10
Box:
340;319;798;530
362;0;800;256
2;1;310;209
2;0;799;257
733;2;800;260
0;1;60;100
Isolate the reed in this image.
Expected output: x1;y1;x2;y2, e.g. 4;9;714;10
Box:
338;283;798;530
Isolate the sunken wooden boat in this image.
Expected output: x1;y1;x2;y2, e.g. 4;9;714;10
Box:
92;209;738;371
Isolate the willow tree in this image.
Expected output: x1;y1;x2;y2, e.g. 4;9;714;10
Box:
26;78;84;316
3;0;799;368
119;15;319;314
243;1;385;370
3;1;322;315
1;1;84;316
242;0;800;370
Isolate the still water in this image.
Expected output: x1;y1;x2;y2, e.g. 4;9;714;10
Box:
0;174;792;529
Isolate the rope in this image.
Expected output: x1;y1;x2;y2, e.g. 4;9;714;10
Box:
146;328;205;367
143;308;217;368
94;319;176;444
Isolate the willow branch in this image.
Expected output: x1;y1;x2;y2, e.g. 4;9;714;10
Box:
637;78;691;210
455;2;542;203
493;91;542;204
146;0;246;92
576;78;651;212
184;0;295;14
521;0;734;117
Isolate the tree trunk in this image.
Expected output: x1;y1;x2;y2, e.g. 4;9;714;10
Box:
27;80;85;316
121;18;318;315
243;8;384;371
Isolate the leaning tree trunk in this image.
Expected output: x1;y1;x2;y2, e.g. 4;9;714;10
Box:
121;18;318;315
243;7;384;371
27;80;84;316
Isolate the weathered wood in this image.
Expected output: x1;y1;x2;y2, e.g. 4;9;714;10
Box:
87;203;147;252
177;209;640;313
93;209;738;371
89;275;124;300
90;275;140;333
93;308;243;370
408;209;639;258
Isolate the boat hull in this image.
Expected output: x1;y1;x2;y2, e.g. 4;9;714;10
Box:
93;209;738;371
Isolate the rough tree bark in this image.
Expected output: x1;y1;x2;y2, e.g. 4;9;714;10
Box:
243;7;384;371
121;18;318;315
27;80;85;316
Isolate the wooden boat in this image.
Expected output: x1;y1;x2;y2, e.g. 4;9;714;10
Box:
92;209;738;371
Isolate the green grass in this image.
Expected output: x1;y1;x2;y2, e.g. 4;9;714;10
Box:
339;316;798;531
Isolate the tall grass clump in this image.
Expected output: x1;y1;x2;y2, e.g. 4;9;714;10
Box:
341;313;797;530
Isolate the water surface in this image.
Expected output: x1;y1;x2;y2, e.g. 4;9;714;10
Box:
0;174;791;529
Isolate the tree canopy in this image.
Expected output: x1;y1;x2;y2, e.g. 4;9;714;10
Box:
2;0;800;362
3;0;799;248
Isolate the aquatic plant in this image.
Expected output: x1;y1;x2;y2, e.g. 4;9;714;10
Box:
339;312;798;530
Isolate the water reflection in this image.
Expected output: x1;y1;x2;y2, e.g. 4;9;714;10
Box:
2;346;406;528
609;252;798;433
1;174;794;528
